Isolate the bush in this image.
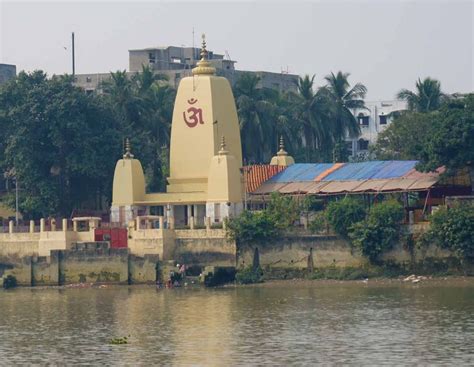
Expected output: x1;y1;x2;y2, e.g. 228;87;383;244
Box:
265;193;301;230
349;200;404;263
3;275;17;289
226;211;278;245
421;205;474;260
326;197;366;237
235;266;263;284
308;211;326;233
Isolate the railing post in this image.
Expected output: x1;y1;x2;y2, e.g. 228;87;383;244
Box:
158;216;164;229
190;216;195;230
29;220;35;233
62;218;67;232
40;218;45;233
51;218;56;231
205;216;211;231
169;217;175;230
136;216;140;230
8;220;14;234
72;220;78;232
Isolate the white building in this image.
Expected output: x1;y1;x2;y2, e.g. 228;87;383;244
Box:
348;99;408;157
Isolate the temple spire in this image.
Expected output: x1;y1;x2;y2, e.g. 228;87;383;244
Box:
192;34;216;76
123;138;134;159
218;135;229;155
277;135;288;156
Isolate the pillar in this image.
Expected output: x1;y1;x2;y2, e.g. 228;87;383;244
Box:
159;216;164;229
136;216;141;230
29;220;35;233
190;216;195;230
62;218;67;232
51;219;56;231
169;217;175;229
205;216;211;231
222;218;227;230
72;220;78;232
8;220;14;234
40;218;45;232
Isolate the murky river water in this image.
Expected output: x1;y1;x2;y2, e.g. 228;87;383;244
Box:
1;279;473;366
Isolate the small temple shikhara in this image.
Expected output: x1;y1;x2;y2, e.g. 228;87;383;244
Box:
110;35;294;227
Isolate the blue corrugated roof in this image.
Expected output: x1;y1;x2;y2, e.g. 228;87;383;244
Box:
267;161;421;183
268;163;335;182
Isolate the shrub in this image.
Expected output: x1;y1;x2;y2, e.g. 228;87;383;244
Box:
266;193;300;230
349;200;404;263
421;205;474;261
3;275;17;289
308;211;326;233
235;266;263;284
325;197;366;237
226;211;278;245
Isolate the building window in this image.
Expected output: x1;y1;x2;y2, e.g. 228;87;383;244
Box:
148;52;156;64
358;113;369;126
358;139;369;151
86;77;92;83
379;114;387;125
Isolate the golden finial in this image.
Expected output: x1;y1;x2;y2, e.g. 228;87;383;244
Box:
123;138;134;159
277;135;288;156
192;33;216;76
219;135;229;155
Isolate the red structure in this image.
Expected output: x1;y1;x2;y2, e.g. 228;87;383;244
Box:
94;228;128;248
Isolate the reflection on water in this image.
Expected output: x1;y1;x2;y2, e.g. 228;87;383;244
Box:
1;280;473;365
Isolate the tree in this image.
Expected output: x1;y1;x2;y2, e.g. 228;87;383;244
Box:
397;77;447;112
289;75;332;162
0;71;120;218
234;73;276;163
324;71;366;157
325;197;366;237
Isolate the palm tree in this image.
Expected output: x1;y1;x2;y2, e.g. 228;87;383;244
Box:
397;77;446;112
290;75;332;161
324;71;367;143
234;73;276;163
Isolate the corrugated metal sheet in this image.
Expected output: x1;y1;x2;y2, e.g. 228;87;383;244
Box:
252;182;288;195
314;163;344;181
244;165;285;193
267;164;315;183
305;181;331;194
323;161;386;181
407;177;439;190
278;182;315;194
371;161;418;179
378;179;418;192
319;181;365;194
295;163;335;181
352;179;390;193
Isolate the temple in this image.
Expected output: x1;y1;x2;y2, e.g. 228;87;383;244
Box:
110;35;257;228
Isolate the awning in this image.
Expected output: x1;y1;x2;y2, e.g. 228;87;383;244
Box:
318;181;365;194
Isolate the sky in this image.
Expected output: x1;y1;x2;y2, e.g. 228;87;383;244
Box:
0;0;472;100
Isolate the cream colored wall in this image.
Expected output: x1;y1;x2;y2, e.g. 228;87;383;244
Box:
207;154;242;203
168;75;242;192
112;159;146;206
0;232;40;257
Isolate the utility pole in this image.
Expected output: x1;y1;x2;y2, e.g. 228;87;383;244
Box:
72;32;75;76
15;177;19;226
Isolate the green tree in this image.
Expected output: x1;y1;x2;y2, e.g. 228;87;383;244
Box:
421;205;474;261
290;75;332;161
397;77;447;112
0;71;120;218
349;200;404;263
325;197;366;237
234;73;276;163
324;71;366;159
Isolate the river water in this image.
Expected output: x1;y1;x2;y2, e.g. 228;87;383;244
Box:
1;279;473;366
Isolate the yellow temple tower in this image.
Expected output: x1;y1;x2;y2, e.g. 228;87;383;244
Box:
111;35;243;226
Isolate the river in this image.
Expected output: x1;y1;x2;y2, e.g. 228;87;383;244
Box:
1;279;473;366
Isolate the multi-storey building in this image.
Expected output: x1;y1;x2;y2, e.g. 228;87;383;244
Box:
347;99;407;157
0;64;16;85
75;45;298;93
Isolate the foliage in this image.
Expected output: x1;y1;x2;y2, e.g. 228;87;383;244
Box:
420;205;474;260
349;200;404;263
397;77;447;112
325;197;366;237
308;211;326;233
265;193;300;231
226;210;279;245
2;275;17;289
0;71;121;218
235;266;263;284
372;94;474;189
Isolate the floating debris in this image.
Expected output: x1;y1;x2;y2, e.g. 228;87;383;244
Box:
403;274;427;283
110;336;129;345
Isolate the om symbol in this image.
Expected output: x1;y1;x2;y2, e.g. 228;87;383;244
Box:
183;98;205;128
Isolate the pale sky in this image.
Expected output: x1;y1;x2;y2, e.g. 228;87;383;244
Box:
0;0;472;99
